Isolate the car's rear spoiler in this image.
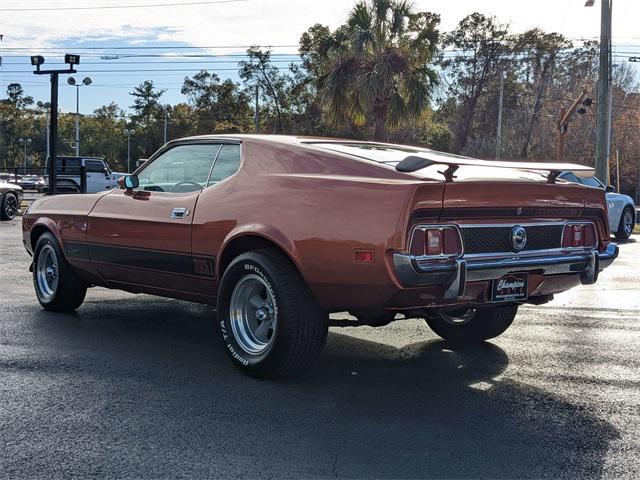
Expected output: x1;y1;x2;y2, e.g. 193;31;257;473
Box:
395;154;594;183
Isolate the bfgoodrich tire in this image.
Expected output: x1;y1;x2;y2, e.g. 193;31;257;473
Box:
217;249;328;378
425;305;518;343
33;232;87;312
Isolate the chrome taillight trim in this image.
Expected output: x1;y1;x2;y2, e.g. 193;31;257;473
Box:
409;221;598;261
561;221;598;249
408;224;464;259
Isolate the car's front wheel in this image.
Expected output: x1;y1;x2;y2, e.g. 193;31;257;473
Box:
0;192;19;221
33;232;87;312
615;206;635;240
217;249;328;378
425;305;518;343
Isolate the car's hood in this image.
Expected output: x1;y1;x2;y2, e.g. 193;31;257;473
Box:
0;181;22;191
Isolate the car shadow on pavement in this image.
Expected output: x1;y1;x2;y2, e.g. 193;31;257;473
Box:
7;299;619;479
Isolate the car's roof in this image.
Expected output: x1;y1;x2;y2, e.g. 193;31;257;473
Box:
176;134;372;145
173;135;594;183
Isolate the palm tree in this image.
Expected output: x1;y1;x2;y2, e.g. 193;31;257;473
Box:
307;0;440;140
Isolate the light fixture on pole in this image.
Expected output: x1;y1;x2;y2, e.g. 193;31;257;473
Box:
67;76;92;157
31;53;79;195
123;128;135;173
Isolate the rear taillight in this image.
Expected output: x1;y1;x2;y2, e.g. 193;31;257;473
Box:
562;223;597;248
410;226;462;257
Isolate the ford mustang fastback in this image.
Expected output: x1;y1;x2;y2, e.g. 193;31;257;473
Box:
22;135;618;377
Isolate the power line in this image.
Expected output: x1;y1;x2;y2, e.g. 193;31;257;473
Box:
1;68;246;73
0;59;302;65
0;44;297;51
0;0;253;12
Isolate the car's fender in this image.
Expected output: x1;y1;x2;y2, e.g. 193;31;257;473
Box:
218;224;300;276
24;216;64;255
606;192;635;232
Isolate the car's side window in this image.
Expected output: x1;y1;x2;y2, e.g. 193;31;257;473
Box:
137;144;220;193
558;172;579;184
85;160;104;173
581;176;604;188
208;144;241;186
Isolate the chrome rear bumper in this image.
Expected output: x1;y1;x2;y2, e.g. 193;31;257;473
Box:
393;243;619;299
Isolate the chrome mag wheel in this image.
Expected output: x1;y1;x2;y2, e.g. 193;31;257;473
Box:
439;308;477;326
36;244;59;301
4;194;18;219
229;274;277;355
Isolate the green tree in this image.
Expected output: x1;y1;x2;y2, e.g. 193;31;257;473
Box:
0;83;35;169
441;13;513;154
181;70;252;133
239;48;290;133
513;29;572;158
129;80;166;157
300;0;440;140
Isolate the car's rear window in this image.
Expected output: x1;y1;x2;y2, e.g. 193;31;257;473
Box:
307;143;420;164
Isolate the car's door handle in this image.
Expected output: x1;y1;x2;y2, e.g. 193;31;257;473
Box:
170;207;190;219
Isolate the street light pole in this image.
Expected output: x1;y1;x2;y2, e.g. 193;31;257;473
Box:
123;128;135;173
18;138;31;169
586;0;612;183
67;76;92;157
163;110;169;144
32;53;80;195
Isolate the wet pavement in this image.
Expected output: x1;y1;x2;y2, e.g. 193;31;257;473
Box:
0;219;639;479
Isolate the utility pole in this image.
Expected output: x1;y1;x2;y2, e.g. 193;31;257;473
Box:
615;148;620;192
587;0;612;182
254;84;260;133
495;73;504;159
556;90;589;162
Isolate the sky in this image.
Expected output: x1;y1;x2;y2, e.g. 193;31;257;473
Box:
1;0;640;115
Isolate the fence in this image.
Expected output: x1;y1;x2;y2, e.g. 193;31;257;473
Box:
1;165;88;194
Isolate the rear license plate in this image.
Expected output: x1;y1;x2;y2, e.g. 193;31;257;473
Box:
491;274;528;302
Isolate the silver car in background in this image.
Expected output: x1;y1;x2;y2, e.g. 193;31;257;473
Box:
0;181;23;221
559;172;636;239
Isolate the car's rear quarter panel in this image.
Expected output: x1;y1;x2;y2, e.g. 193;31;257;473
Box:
191;139;445;310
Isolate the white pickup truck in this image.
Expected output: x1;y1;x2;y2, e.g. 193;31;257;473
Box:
43;156;126;193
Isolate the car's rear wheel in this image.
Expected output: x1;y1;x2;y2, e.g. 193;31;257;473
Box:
1;192;19;220
217;249;328;378
615;206;635;240
425;305;518;343
33;232;87;312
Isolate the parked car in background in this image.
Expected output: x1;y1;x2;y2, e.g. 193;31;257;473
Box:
17;175;41;191
0;172;17;183
0;180;23;220
42;156;120;193
23;136;618;377
558;172;636;239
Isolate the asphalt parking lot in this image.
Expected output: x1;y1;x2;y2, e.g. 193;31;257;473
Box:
0;219;639;479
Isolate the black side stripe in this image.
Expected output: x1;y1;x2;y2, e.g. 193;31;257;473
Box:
64;241;216;279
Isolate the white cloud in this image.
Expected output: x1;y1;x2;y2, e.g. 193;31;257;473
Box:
3;0;639;52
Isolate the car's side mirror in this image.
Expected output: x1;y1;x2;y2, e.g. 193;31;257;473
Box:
606;185;615;193
123;175;139;190
102;167;110;177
